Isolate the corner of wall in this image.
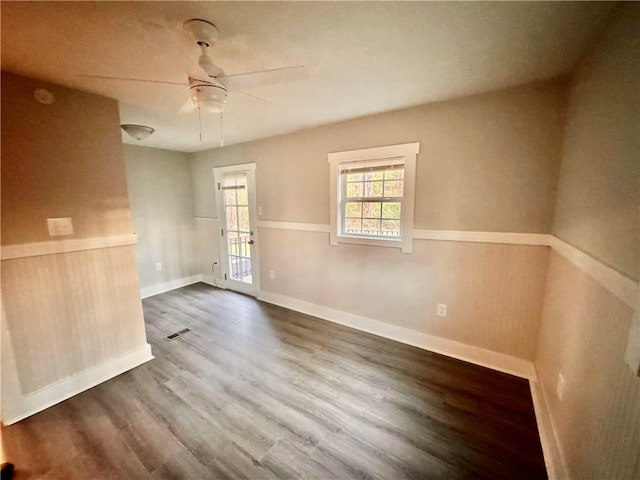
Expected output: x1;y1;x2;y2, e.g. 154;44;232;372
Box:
530;4;640;477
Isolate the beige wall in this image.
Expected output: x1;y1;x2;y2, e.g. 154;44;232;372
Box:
194;217;220;283
535;4;640;478
1;73;148;421
124;145;197;289
1;72;133;245
190;81;566;361
191;80;566;233
551;4;639;282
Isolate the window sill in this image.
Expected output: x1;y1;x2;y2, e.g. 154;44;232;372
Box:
334;234;411;252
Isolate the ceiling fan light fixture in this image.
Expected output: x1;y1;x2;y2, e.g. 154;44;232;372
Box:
199;98;227;113
120;124;155;140
190;82;228;113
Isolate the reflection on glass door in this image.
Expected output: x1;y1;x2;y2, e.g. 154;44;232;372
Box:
222;175;252;284
214;163;260;297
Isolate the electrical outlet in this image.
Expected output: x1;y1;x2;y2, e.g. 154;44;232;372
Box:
556;373;566;400
437;303;447;317
269;270;276;280
155;262;162;272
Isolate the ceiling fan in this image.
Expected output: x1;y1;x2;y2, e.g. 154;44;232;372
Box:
83;19;308;142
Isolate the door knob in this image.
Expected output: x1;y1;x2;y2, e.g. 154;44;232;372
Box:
248;239;254;245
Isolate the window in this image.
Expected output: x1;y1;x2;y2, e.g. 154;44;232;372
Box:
340;159;404;238
328;142;420;253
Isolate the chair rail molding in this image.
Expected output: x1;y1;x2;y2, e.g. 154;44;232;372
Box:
1;234;138;260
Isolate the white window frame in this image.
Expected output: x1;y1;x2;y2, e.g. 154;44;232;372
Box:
328;142;420;253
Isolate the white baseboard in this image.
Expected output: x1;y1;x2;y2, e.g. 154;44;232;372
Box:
529;376;569;480
199;274;224;288
4;343;153;425
140;274;223;297
257;290;535;380
140;275;202;299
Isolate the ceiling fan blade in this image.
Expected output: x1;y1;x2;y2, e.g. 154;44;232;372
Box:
220;65;307;92
239;90;280;106
80;74;188;86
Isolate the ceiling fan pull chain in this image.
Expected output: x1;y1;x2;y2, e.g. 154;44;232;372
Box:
197;98;203;142
220;113;224;147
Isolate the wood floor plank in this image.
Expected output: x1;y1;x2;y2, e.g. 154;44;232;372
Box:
2;283;547;479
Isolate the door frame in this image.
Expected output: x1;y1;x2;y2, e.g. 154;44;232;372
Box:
213;163;261;297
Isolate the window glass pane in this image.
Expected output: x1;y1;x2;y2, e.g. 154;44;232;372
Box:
382;202;401;219
384;169;404;180
364;181;383;197
236;233;251;259
228;231;239;255
384;181;404;197
365;171;384;181
362;202;381;218
345;202;362;218
236;235;244;259
226;207;238;230
345;218;362;234
240;233;252;259
237;187;248;206
224;189;236;206
238;206;250;231
337;157;410;241
363;218;382;235
382;220;401;236
346;182;364;198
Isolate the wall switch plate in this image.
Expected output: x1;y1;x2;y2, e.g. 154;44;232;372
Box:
258;206;263;216
269;270;276;280
47;217;73;236
557;373;566;400
437;303;448;317
155;262;162;272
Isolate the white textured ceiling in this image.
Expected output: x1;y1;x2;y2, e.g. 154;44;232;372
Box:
1;1;614;152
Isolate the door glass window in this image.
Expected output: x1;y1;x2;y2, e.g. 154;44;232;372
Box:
221;176;252;284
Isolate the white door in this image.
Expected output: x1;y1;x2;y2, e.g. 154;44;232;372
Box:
214;163;260;297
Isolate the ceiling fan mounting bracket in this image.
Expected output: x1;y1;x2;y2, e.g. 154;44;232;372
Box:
184;19;219;49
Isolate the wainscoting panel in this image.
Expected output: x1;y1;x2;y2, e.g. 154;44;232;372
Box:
258;228;549;362
1;244;150;398
535;251;639;479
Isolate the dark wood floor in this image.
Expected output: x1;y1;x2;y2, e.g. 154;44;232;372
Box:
2;283;547;479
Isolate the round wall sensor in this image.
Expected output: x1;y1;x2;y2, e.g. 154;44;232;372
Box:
34;88;55;105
